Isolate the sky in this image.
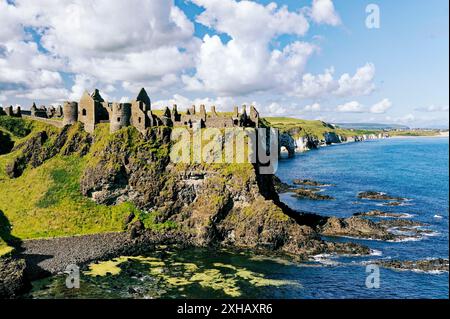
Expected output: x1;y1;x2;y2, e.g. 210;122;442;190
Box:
0;0;448;128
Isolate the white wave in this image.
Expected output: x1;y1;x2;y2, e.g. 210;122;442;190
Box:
376;202;413;207
434;215;443;219
311;254;340;266
422;231;440;237
387;236;423;243
410;269;448;275
371;213;415;219
370;249;383;256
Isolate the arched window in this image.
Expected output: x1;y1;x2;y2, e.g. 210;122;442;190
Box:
82;109;87;116
138;117;142;123
117;117;121;122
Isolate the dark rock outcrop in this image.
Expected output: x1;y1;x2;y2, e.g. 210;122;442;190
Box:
0;131;14;155
293;179;331;187
319;216;394;240
5;124;92;178
354;210;411;218
291;188;334;201
0;257;29;298
358;191;406;201
79;126;370;259
375;258;449;273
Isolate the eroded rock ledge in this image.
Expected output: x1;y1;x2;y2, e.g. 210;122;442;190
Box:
374;259;449;273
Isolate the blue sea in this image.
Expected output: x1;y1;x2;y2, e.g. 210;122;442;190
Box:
277;136;449;298
29;137;449;299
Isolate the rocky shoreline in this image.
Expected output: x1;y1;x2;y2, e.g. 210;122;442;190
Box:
374;258;449;273
0;230;192;298
279;130;389;156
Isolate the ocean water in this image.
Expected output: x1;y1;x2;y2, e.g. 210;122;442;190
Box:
29;137;449;299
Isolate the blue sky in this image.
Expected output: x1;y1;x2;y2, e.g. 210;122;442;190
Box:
0;0;448;128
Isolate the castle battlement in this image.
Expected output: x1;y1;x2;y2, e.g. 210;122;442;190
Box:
1;88;260;134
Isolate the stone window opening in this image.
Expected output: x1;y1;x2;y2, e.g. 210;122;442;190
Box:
117;117;121;122
138;117;142;123
82;109;87;116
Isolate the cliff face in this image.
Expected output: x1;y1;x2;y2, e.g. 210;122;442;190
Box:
280;130;385;154
0;117;372;260
78;125;366;258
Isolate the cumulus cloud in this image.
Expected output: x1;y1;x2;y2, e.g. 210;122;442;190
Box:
309;0;341;26
292;68;337;98
153;94;237;112
4;0;198;97
16;87;69;101
0;0;379;113
184;0;314;96
292;64;376;99
336;98;393;114
334;63;376;96
336;101;364;113
370;98;392;114
303;103;322;112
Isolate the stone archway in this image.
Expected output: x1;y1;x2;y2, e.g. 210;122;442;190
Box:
279;133;296;158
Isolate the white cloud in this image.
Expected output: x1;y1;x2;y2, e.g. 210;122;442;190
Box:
310;0;341;26
16;87;69;101
385;113;415;125
0;0;382;116
414;105;449;112
370;98;392;114
291;64;376;99
9;0;198;92
292;68;336;98
303;103;322;112
184;0;314;96
336;101;364;113
153;94;236;112
334;63;376;96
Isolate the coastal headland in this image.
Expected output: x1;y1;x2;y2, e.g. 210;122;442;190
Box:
0;90;448;298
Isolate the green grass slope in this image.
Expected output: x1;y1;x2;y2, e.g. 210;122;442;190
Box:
263;117;378;139
0;117;143;250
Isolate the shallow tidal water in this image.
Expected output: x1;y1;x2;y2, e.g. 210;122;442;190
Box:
29;137;449;299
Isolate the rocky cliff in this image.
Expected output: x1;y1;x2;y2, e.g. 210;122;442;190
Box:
280;130;386;155
0;116;371;261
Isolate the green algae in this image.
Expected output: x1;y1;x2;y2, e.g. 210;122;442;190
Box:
84;254;299;297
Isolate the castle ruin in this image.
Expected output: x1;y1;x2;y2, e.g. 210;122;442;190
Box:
1;88;260;134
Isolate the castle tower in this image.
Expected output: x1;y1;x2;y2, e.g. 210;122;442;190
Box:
239;105;248;127
199;104;206;121
131;88;152;134
31;103;37;117
47;105;56;118
210;105;218;117
233;106;239;118
171;104;180;122
249;105;260;127
55;105;63;117
14;106;21;117
63;101;79;126
91;89;104;102
110;103;132;133
161;106;173;127
4;106;13;116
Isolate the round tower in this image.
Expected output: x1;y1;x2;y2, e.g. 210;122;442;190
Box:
110;103;131;133
63;101;78;126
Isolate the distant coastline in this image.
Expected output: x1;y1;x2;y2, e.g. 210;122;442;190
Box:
390;131;449;139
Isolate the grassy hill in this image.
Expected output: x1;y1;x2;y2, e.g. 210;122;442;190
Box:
0;117;145;256
262;117;378;140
